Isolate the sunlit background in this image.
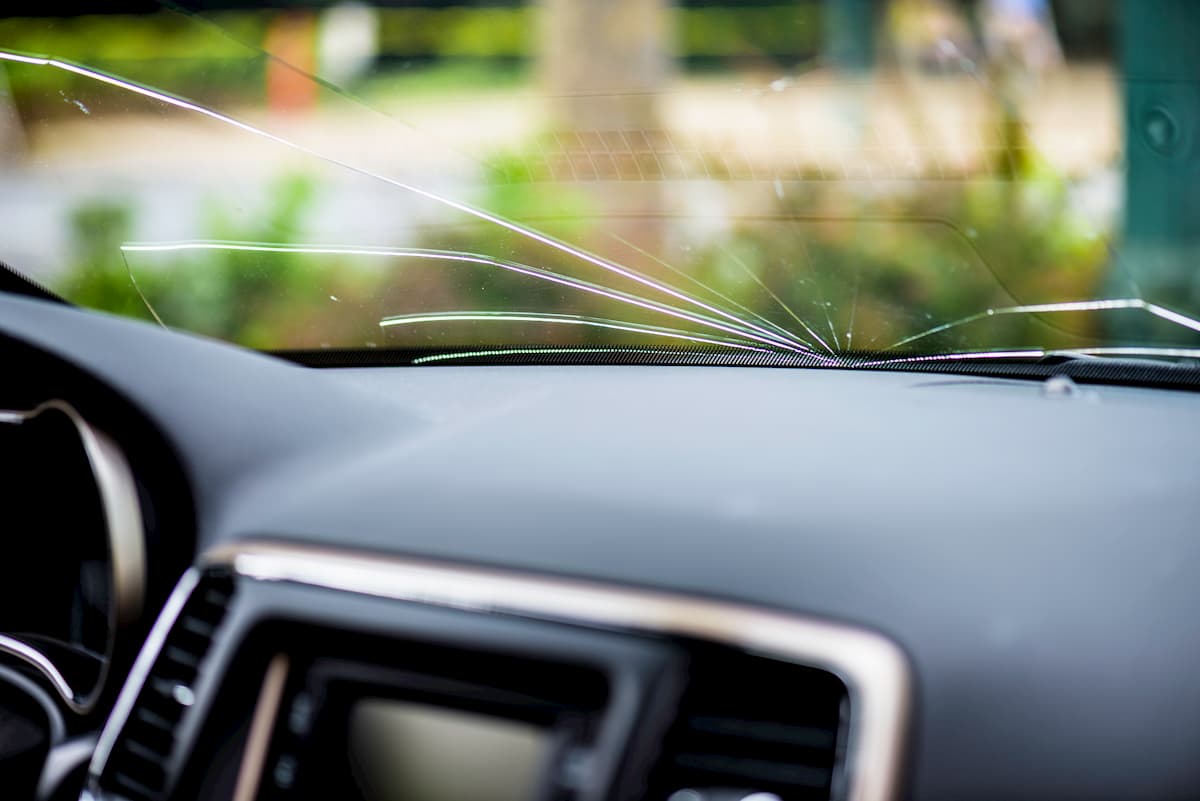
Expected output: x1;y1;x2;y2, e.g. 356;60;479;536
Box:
1;0;1197;358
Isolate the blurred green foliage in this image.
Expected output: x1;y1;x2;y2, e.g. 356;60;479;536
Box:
62;201;153;323
54;161;1108;354
60;174;381;350
357;60;527;101
375;5;822;63
386;149;1108;352
30;2;1109;354
0;12;265;63
684;179;1107;351
0;4;828;116
139;174;325;347
0;12;270;113
377;7;534;59
678;5;821;62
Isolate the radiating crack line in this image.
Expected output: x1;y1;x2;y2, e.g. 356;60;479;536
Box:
605;233;814;351
846;263;862;350
153;0;481;165
0;50;799;354
120;250;167;328
885;299;1200;351
720;242;836;355
414;347;671;365
378;311;773;352
121;240;799;352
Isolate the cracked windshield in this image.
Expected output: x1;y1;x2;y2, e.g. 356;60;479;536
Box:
3;0;1200;365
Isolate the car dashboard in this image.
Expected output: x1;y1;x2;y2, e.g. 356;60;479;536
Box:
2;293;1200;801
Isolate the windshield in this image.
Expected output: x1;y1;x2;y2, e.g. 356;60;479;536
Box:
3;0;1199;366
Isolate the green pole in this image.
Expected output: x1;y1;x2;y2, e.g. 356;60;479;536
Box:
1117;0;1200;340
825;0;876;72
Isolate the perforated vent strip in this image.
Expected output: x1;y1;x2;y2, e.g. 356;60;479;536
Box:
103;573;234;801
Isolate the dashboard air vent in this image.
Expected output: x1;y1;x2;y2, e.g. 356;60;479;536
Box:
104;572;234;801
648;645;848;801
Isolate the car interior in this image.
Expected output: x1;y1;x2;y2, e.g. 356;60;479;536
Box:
3;2;1200;801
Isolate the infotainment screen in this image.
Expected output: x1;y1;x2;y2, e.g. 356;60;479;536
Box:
227;650;608;801
346;699;551;801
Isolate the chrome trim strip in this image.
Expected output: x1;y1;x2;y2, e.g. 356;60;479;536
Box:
89;568;200;779
0;636;78;708
232;654;290;801
204;542;912;801
81;422;146;627
0;400;146;713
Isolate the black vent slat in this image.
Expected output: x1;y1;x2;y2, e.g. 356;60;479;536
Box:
112;771;164;800
179;616;216;638
133;707;175;733
648;646;847;801
686;716;838;749
135;692;187;726
122;738;170;764
162;645;201;670
148;677;186;700
674;753;832;788
100;573;234;801
201;588;232;607
114;752;169;790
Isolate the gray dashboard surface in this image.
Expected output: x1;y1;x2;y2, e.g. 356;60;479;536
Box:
4;294;1200;801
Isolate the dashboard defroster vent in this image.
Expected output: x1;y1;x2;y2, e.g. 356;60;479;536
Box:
103;573;234;801
649;646;849;801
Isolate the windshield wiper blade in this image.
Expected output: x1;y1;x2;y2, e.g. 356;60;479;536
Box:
885;299;1200;352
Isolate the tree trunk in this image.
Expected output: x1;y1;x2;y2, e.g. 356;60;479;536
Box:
539;0;671;134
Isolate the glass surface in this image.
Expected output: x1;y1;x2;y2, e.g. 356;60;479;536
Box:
348;699;548;801
2;1;1199;367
